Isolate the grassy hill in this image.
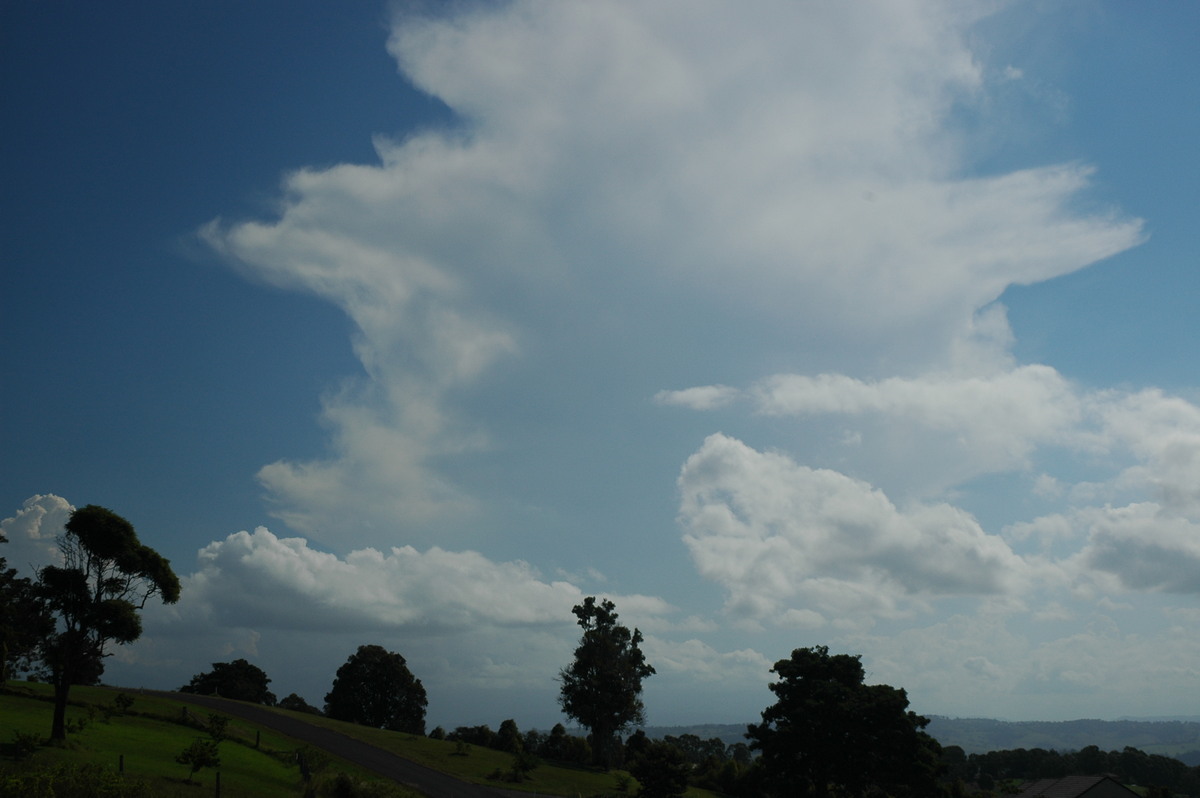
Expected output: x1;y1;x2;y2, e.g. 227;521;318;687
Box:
1;682;398;797
1;682;720;797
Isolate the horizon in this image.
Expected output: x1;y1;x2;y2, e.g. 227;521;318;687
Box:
3;1;1199;731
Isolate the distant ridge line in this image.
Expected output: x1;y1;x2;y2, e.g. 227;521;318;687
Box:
633;718;1200;763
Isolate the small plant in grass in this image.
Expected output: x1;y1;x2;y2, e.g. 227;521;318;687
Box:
176;737;221;784
452;740;471;757
101;691;136;721
486;748;543;783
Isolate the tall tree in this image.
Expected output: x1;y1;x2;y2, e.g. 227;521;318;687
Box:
558;596;655;769
745;645;942;798
324;644;427;733
180;658;276;705
36;505;180;742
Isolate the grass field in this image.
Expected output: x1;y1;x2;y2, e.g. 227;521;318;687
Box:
1;682;414;797
1;682;721;797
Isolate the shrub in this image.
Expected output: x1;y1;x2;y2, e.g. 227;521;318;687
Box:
316;771;417;797
12;729;42;760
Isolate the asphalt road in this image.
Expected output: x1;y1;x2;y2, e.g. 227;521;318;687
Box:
134;690;505;798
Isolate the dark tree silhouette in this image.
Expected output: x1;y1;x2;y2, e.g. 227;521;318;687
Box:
746;645;942;798
324;644;427;733
181;658;276;705
558;596;655;768
0;535;52;683
278;692;322;714
629;740;691;798
36;505;180;742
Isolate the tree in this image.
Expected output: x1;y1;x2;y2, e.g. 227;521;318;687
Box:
176;738;221;783
496;718;523;753
0;535;53;683
180;658;276;704
629;741;691;798
36;505;180;742
745;646;942;798
324;644;427;733
278;692;322;714
558;596;655;769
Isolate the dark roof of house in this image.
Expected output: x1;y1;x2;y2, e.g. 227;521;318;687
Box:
1015;775;1138;798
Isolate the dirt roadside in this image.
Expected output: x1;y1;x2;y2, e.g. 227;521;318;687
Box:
133;690;506;798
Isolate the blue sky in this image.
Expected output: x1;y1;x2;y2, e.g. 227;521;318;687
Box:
3;1;1199;730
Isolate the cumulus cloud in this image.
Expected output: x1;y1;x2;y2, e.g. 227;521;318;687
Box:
1076;504;1200;593
0;493;71;573
642;636;772;683
167;526;589;633
203;0;1141;547
677;433;1032;625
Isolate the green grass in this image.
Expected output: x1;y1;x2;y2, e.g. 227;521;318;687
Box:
252;708;720;797
0;682;414;797
2;682;720;797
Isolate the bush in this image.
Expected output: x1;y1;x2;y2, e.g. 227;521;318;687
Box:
315;771;418;797
11;729;41;761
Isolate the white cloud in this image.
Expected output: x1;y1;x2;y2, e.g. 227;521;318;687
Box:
166;526;588;633
0;493;71;574
677;433;1032;625
1076;504;1200;594
845;604;1200;719
654;385;740;411
750;364;1081;483
204;0;1141;548
642;636;772;684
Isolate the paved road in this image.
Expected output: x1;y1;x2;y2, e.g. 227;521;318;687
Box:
134;690;504;798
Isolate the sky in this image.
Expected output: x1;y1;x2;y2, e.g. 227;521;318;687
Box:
3;0;1199;731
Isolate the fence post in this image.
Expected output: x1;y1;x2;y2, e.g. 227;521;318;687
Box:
214;771;221;798
118;754;124;773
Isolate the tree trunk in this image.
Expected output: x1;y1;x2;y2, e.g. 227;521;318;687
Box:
50;676;70;742
591;724;615;770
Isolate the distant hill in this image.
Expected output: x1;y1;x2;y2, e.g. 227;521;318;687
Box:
638;723;748;747
925;717;1200;761
638;719;1200;765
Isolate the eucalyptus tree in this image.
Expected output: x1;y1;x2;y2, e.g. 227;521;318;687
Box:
37;505;180;741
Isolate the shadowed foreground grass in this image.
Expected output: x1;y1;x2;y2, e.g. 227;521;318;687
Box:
0;682;415;797
2;682;720;797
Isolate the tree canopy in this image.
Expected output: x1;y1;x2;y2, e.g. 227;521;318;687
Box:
36;505;180;741
0;535;52;684
746;645;942;798
558;596;655;768
181;658;276;705
324;644;427;734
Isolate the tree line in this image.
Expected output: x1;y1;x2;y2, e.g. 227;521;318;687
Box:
942;744;1200;797
6;505;1199;797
